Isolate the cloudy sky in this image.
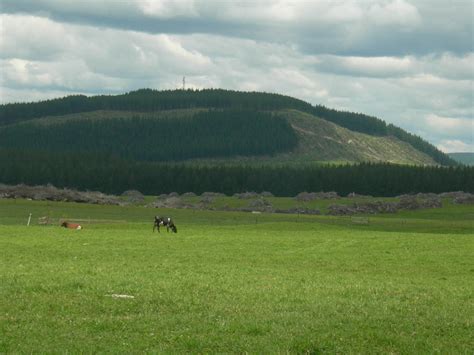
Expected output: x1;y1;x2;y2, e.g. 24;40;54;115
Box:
1;0;472;152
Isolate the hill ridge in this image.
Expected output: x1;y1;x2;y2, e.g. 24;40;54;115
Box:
0;88;457;165
0;108;435;166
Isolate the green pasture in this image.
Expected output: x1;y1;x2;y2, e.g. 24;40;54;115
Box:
1;198;473;353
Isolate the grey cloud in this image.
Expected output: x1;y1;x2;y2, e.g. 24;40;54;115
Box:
0;14;74;61
0;0;254;43
0;58;128;95
1;0;472;56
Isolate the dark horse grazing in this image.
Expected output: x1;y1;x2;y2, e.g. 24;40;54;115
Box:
153;216;177;233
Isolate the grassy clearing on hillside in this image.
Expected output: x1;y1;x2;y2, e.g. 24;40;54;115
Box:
1;199;473;353
178;109;437;166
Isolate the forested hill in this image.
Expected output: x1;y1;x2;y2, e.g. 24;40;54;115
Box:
0;88;456;166
0;110;298;162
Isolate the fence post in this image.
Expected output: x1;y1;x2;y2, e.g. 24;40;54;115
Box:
27;213;32;226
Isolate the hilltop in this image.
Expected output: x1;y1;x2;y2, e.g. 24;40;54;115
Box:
0;88;455;166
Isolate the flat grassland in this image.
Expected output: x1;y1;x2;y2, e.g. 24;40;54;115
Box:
1;199;473;353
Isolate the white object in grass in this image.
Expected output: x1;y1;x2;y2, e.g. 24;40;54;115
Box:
109;294;135;299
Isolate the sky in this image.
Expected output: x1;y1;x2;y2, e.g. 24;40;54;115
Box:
0;0;473;152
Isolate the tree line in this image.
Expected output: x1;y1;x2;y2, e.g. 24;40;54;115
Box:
0;88;457;166
0;89;310;125
1;149;471;196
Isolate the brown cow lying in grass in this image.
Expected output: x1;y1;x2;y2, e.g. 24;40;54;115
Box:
61;221;82;230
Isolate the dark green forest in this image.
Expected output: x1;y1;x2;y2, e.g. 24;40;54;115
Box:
0;88;457;166
0;110;297;161
1;149;471;196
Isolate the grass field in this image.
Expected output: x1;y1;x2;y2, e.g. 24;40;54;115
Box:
1;198;473;353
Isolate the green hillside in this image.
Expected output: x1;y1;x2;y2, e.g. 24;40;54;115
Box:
222;109;436;165
186;110;436;165
0;108;435;165
0;88;457;166
448;152;474;166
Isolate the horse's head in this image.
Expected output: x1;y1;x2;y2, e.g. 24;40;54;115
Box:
171;224;178;233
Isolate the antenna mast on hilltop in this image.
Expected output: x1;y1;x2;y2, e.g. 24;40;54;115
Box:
182;76;186;90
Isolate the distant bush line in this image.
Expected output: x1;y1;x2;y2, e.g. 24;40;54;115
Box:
1;150;471;196
0;89;457;166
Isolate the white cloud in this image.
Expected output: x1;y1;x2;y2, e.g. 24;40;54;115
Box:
313;53;474;80
437;140;474;153
0;14;70;60
138;0;199;18
324;3;363;23
316;55;416;78
367;0;421;28
433;53;474;80
216;1;299;23
1;57;128;93
425;114;473;139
